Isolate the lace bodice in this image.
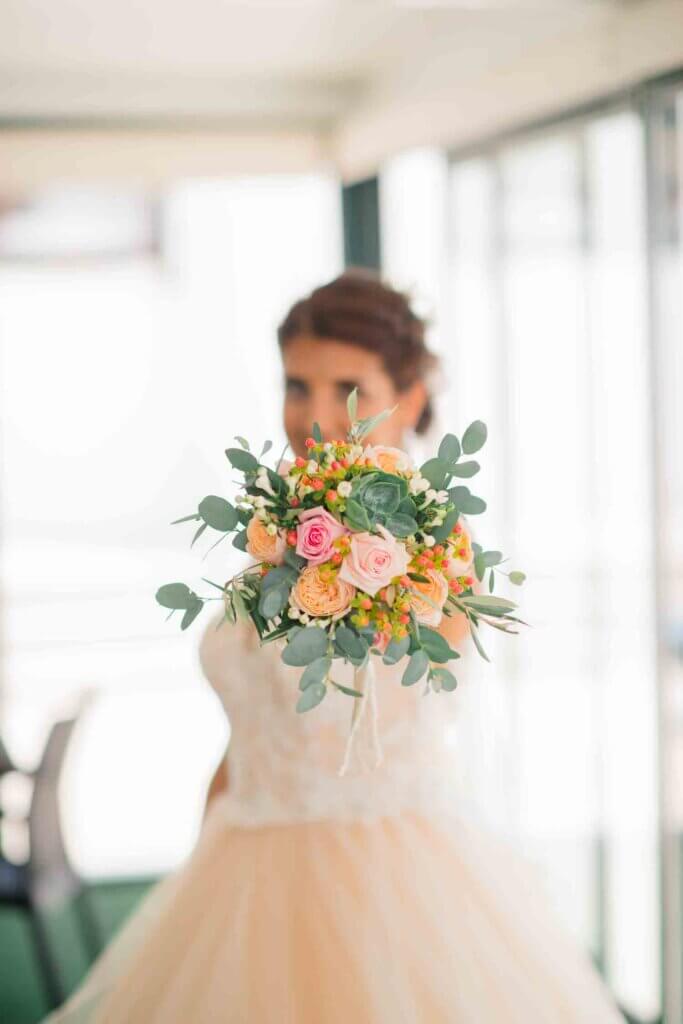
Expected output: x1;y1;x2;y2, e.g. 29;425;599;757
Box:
198;613;462;827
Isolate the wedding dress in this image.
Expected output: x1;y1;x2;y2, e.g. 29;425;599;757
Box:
44;612;625;1023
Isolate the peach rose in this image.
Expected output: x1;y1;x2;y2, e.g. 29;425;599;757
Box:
409;568;449;627
362;444;414;476
246;516;286;565
295;507;348;565
445;516;474;577
338;525;410;597
291;565;355;619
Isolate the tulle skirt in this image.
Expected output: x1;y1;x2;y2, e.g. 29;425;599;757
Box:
45;801;625;1023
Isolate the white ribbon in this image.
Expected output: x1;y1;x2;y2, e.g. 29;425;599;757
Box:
337;657;383;777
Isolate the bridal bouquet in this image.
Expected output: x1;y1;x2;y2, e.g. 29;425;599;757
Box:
156;390;525;720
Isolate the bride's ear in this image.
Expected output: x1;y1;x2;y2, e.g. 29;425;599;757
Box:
397;380;429;433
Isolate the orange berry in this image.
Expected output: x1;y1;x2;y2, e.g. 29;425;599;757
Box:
399;613;410;625
311;478;324;491
331;552;342;565
360;598;372;611
326;489;338;503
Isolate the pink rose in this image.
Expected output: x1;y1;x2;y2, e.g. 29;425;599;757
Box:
295;508;348;566
338;525;410;597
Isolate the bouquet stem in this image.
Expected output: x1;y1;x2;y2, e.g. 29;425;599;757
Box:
337;658;383;777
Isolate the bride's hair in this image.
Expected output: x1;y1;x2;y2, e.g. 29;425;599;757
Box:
277;268;438;435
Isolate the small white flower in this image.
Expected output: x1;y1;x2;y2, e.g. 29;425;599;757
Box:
300;612;310;624
255;508;268;521
337;480;352;498
289;606;301;620
433;512;445;525
253;495;266;508
424;489;437;505
418;477;431;493
436;490;449;505
423;534;436;548
265;522;277;536
307;460;317;474
324;442;333;452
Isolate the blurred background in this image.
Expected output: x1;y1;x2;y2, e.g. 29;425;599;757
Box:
0;0;682;1021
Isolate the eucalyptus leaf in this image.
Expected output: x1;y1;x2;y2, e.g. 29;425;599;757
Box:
283;548;306;571
260;439;273;457
462;420;488;454
171;512;201;525
419;626;460;664
282;627;329;666
508;571;527;586
420;457;450;489
430;666;458;691
354;406;398;441
460;595;517;617
234;436;250;450
296;682;327;712
299;656;331;690
469;622;490;662
232;530;249;552
334;625;368;663
450;461;480;479
198;495;239;532
430;508;459;542
402;649;430;686
382;634;410;665
449;486;487;515
438;433;461;464
489;570;495;593
181;601;203;630
191;521;208;547
259;584;290;620
481;551;503;567
332;681;364;698
312;422;323;443
225;448;259;472
156;583;197;610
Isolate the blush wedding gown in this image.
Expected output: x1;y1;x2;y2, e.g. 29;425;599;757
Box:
45;611;625;1023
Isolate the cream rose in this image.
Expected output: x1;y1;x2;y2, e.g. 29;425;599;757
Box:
338;525;410;597
246;516;286;565
362;444;414;476
291;565;355;619
408;568;449;627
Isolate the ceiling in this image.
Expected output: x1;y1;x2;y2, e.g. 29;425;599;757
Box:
0;0;613;126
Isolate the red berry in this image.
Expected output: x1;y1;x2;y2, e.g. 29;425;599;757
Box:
331;552;342;565
287;530;297;546
295;456;306;468
360;598;372;611
304;437;315;448
290;497;300;507
399;613;410;625
326;489;338;503
311;478;324;491
433;545;444;556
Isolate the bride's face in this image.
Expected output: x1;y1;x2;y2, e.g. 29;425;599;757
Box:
282;334;427;458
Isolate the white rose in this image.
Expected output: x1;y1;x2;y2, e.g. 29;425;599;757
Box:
423;534;435;548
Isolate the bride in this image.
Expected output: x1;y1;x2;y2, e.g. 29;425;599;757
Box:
45;270;625;1022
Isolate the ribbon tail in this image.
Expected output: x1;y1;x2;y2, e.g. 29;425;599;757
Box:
338;658;383;777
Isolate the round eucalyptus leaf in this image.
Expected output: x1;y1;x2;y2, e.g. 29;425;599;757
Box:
180;601;203;631
461;420;488;455
420;458;450;490
232;530;249;551
508;571;526;586
259;584;290;620
198;495;239;532
382;634;410;665
282;627;329;666
438;433;461;464
402;649;430;686
299;656;332;690
156;583;197;610
450;461;480;479
449;486;487;515
334;625;368;663
482;550;503;568
296;682;327;713
225;447;259;472
418;626;460;664
430;667;458;691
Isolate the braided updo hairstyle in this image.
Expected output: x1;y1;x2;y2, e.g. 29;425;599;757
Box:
277;268;438;435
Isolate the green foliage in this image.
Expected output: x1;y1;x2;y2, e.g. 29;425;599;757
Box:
418;626;460;664
382;635;410;665
232;530;249;551
461;420;488;454
347;387;358;424
450;461;480;478
155;583;198;610
299;656;331;690
420;457;450;489
448;486;487;515
282;627;329;666
225;447;259;472
429;666;458;691
508;571;526;586
296;682;327;712
430;508;459;542
312;422;323;443
334;625;368;664
437;433;461;463
198;495;239;532
402;649;430;686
